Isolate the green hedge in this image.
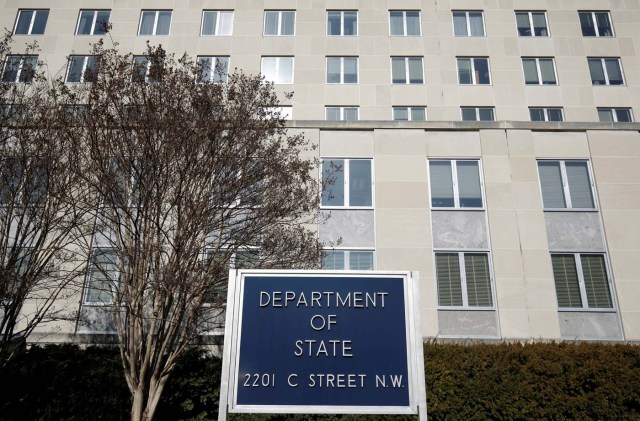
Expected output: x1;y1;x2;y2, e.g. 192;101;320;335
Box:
1;342;639;420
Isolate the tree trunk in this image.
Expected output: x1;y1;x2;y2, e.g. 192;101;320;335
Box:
130;375;168;421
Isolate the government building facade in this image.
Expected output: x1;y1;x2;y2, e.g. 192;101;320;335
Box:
1;0;639;342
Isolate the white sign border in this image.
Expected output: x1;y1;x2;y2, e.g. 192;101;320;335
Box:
218;270;427;420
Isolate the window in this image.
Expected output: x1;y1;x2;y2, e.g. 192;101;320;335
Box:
0;104;25;123
327;11;357;36
1;55;37;83
14;9;49;35
197;56;229;83
551;254;613;309
461;107;495;121
588;58;624;85
515;11;548;36
579;11;614;37
322;250;374;270
452;11;484;36
391;57;424;84
435;252;493;308
264;11;295;36
61;104;88;124
201;11;233;36
261;57;294;84
429;160;483;208
326;106;358;121
65;56;99;83
522;58;557;85
598;108;633;123
76;10;110;35
138;10;172;35
132;56;164;83
84;248;119;305
264;106;292;120
529;107;564;122
326;57;358;84
0;157;47;205
537;160;595;209
393;107;426;121
389;11;421;36
1;248;32;302
457;58;490;85
321;158;372;207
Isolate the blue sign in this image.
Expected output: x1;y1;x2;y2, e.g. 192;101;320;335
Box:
234;274;411;407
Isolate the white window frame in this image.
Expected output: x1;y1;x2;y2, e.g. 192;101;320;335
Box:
196;56;230;83
263;10;295;36
320;158;374;209
515;11;549;37
389;10;421;36
65;55;98;83
537;160;598;210
13;9;49;35
551;253;616;311
427;159;485;210
201;10;234;36
522;57;558;85
1;55;38;83
392;106;426;121
460;107;495;121
326;57;359;84
457;57;491;85
325;106;359;121
579;11;614;37
326;10;358;36
452;11;485;36
75;10;111;35
138;10;172;36
391;57;424;84
434;251;496;310
264;106;292;120
588;58;624;86
260;56;294;84
83;247;119;306
321;249;375;270
597;108;633;123
529;107;564;122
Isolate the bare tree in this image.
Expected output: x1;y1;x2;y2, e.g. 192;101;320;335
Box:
57;43;321;420
0;32;91;366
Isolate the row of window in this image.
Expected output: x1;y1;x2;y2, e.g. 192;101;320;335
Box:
13;9;617;39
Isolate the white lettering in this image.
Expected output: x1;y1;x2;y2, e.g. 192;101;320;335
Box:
259;291;270;307
288;374;298;387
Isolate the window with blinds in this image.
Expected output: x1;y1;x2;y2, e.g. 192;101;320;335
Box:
551;254;613;309
436;252;493;308
321;250;374;270
537;160;595;209
429;160;483;208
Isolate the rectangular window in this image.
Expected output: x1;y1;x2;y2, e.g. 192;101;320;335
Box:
391;57;424;84
429;160;483;208
327;11;357;36
522;58;557;85
14;9;49;35
457;58;490;85
537;160;596;209
552;254;613;309
322;250;374;270
326;57;358;84
597;108;633;123
452;11;485;36
1;248;32;301
138;10;172;35
76;10;111;35
261;57;294;84
65;56;99;83
1;55;37;83
264;106;292;120
0;104;25;124
326;107;358;121
321;159;372;208
588;58;624;85
132;56;164;83
84;248;119;305
436;252;493;308
579;11;614;37
264;11;295;36
461;107;495;121
0;157;47;205
201;11;233;36
529;107;564;122
389;11;421;36
197;56;229;83
393;107;426;121
515;11;548;36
